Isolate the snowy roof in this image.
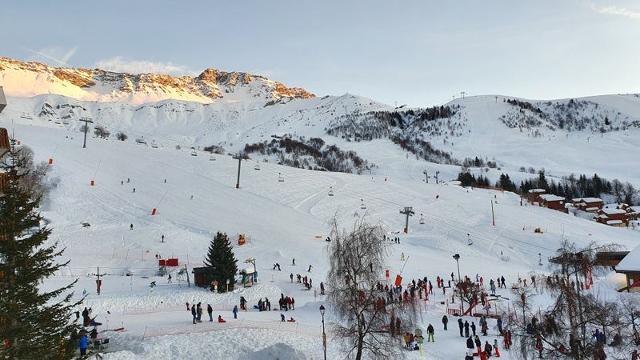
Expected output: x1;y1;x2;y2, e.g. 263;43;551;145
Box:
528;189;545;193
606;220;623;225
602;208;627;215
572;197;602;203
617;245;640;272
585;207;600;212
539;194;564;202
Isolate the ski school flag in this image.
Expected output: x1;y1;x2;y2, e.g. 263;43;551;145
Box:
395;274;403;287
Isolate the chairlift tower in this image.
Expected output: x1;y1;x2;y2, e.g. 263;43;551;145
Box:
400;206;414;233
79;117;93;149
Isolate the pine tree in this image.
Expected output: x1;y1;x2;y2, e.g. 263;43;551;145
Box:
0;145;80;359
203;232;238;292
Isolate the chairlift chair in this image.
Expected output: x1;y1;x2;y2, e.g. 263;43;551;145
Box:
278;173;285;182
328;186;334;196
209;155;216;161
151;140;159;148
190;150;198;157
360;198;367;210
254;164;261;170
419;214;425;224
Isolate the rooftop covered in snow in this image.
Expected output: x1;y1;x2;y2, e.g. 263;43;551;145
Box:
617;245;640;274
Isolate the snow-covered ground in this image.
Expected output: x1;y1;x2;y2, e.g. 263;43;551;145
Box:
5;119;639;359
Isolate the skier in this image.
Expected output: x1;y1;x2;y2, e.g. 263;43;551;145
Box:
196;303;203;322
458;318;464;337
129;224;134;230
308;265;312;272
167;274;172;283
290;273;294;283
240;296;247;311
186;302;190;311
426;324;435;342
292;258;295;266
320;282;325;295
132;188;136;193
442;315;448;330
127;178;130;183
497;317;503;335
207;304;213;322
281;314;286;322
191;304;197;324
233;305;238;319
161;234;165;243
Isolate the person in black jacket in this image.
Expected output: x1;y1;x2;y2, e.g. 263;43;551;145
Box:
484;341;493;357
471;322;477;336
207;304;213;322
464;321;470;337
458;318;464;337
442;315;448;330
191;304;197;324
466;336;475;349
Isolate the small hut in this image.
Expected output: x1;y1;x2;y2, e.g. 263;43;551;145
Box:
616;246;640;292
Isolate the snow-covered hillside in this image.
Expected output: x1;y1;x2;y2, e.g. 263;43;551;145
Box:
2;56;640;185
5;120;639;359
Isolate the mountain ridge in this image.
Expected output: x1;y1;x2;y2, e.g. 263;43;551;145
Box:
0;56;314;105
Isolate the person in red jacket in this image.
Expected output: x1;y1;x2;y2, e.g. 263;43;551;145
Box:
217;315;226;323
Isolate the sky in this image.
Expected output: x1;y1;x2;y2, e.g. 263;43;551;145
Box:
1;0;639;107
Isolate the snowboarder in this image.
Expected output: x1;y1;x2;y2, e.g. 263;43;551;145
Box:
458;318;464;337
233;305;238;319
442;315;448;330
207;304;213;322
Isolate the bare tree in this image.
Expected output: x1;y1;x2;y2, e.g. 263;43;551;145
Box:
326;219;416;360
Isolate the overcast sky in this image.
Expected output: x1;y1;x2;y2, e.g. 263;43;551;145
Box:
1;0;639;106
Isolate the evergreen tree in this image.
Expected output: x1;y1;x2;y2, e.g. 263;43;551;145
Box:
0;145;80;359
203;232;238;292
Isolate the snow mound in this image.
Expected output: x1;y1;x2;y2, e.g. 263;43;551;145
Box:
247;343;307;360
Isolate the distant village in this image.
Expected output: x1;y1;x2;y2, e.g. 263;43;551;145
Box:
527;188;640;228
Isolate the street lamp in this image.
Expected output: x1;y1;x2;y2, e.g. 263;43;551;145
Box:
453;254;463;314
319;305;327;360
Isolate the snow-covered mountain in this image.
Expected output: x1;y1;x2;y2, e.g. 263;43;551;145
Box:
2;56;640;185
0;56;313;104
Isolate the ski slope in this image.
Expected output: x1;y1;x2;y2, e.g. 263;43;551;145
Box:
5;119;639;359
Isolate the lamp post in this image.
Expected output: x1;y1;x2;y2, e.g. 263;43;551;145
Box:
453;254;463;314
319;305;327;360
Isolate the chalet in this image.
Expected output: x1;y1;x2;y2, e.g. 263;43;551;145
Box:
192;266;216;289
527;189;546;204
615;246;640;292
538;194;568;213
571;197;604;213
596;208;628;226
619;204;640;221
